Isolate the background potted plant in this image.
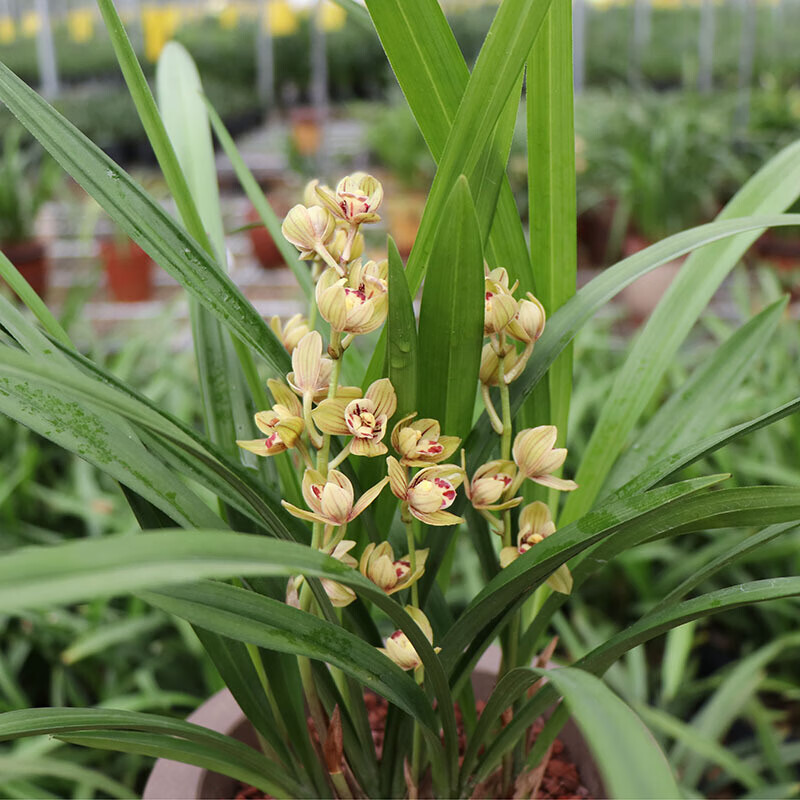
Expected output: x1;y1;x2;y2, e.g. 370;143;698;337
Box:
0;1;799;799
0;124;60;299
99;224;155;302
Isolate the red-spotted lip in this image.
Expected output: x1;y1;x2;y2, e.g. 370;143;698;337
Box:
390;630;405;641
394;560;411;578
433;478;456;508
264;433;280;449
420;441;444;455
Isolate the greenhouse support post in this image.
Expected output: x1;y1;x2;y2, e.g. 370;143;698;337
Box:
35;0;59;99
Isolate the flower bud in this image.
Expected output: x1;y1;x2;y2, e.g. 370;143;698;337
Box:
378;606;438;671
506;292;546;344
281;204;336;260
359;542;428;595
390;413;460;467
270;313;311;353
465;459;521;511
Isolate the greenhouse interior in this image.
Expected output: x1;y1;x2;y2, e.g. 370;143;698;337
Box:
0;0;799;798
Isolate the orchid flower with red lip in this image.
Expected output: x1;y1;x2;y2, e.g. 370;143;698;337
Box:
387;458;465;526
359;541;428;595
499;502;572;594
315;259;388;336
512;425;577;492
313;378;397;457
282;468;388;526
463;457;522;512
390;413;460;467
378;606;439;673
236;379;304;457
315;172;384;225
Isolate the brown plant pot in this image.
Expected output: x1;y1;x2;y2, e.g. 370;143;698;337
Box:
289;108;323;157
143;647;605;799
247;207;285;270
100;239;154;302
2;239;48;300
755;230;800;272
619;233;684;324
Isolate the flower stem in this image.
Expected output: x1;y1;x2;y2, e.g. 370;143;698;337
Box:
404;515;419;609
327;440;352;471
317;330;343;476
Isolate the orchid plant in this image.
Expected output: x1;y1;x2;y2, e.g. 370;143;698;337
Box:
0;0;799;798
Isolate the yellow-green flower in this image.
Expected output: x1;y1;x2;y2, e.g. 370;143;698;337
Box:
484;268;519;336
286;331;333;403
282;468;388;526
506;292;546;344
237;379;304;457
512;426;577;492
270;313;311;353
281;204;336;261
499;502;572;594
359;542;428;595
387;458;464;526
378;606;439;672
315;259;388;335
479;342;523;386
294;539;358;607
313;378;397;457
390;413;460;467
464;458;521;511
316;172;383;225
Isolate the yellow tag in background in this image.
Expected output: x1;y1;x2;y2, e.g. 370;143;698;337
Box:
68;9;95;43
268;0;298;36
21;11;41;37
0;16;15;43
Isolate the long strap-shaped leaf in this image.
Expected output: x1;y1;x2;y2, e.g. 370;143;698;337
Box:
0;707;307;797
562;139;800;524
0;61;289;377
607;298;787;493
0;529;458;791
364;0;529;279
476;577;800;781
464;213;800;473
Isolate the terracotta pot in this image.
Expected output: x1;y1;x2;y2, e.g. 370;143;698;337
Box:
755;231;800;271
100;239;154;302
247;207;285;270
143;647;605;799
619;233;684;324
2;239;48;300
289;108;322;157
384;189;427;259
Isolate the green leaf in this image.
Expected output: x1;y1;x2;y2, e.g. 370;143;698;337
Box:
0;60;289;377
441;476;722;679
543;667;680;799
0;250;70;348
659;622;697;703
635;705;763;791
0;706;307;797
478;579;800;780
652;522;799;613
0;347;226;529
141;581;438;736
465;213;800;473
417;176;484;439
608;298;787;492
524;0;577;475
206;101;313;299
613;395;800;500
386;236;418;421
364;0;529;275
562;139;800;524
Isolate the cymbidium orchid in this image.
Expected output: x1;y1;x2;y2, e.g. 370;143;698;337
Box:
484;268;519;336
237;379;306;458
359;542;428;595
499;502;572;594
281;203;337;264
316;172;384;225
315;259;388;335
463;457;521;511
287;330;332;403
387;457;465;526
390;413;460;467
378;606;440;674
328;225;365;263
511;425;577;492
270;313;311;353
293;539;358;608
313;378;397;457
282;468;388;527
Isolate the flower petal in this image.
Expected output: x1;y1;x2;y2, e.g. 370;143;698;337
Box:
350;476;390;520
312;397;350;435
